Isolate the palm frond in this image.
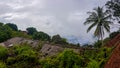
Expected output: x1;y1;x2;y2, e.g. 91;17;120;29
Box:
94;26;100;37
87;22;97;32
103;15;112;20
84;6;112;40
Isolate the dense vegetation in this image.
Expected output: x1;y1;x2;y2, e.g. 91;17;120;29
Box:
0;43;113;68
0;21;115;68
0;22;68;44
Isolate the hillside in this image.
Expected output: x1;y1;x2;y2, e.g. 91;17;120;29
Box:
105;34;120;68
0;37;80;57
0;34;119;68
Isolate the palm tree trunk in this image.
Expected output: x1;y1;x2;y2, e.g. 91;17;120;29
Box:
101;35;103;47
101;26;104;47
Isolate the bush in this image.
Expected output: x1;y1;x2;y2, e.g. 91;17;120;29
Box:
56;49;83;68
40;57;58;68
0;46;8;60
87;59;99;68
40;49;83;68
51;35;68;44
13;45;31;55
11;31;32;39
5;23;18;31
13;45;38;62
0;62;7;68
0;24;12;42
26;27;37;35
7;44;39;67
94;40;102;48
16;49;37;63
6;57;16;65
33;32;51;41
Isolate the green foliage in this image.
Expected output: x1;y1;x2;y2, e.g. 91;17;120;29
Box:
52;35;68;44
94;40;102;48
96;47;113;60
33;32;51;41
40;57;58;68
34;41;46;51
40;49;83;68
106;0;120;22
0;43;113;68
84;6;112;40
26;27;37;35
109;31;120;39
13;45;32;55
56;49;83;68
87;59;99;68
61;38;68;44
13;45;38;62
0;21;114;68
82;46;113;68
11;31;32;39
6;44;39;68
5;23;18;31
83;49;97;60
103;38;110;44
0;23;12;42
0;46;8;60
6;57;16;65
52;35;61;43
0;62;7;68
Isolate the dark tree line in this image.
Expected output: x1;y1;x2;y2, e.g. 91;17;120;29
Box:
0;22;68;44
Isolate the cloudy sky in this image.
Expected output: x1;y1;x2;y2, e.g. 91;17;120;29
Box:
0;0;110;44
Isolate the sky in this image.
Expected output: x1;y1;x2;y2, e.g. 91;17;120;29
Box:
0;0;110;44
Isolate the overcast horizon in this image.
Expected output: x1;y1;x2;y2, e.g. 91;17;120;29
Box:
0;0;111;44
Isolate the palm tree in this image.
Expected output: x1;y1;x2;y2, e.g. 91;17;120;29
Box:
84;6;113;45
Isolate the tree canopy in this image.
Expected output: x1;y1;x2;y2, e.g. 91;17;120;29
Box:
33;32;51;41
106;0;120;23
51;34;68;44
0;22;12;42
5;23;18;31
26;27;37;35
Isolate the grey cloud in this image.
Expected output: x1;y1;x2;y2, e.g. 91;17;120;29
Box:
0;0;109;44
0;4;13;15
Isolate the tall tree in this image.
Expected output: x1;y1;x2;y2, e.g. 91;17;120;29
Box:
84;6;113;45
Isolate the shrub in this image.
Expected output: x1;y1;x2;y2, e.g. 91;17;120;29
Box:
94;40;102;48
51;35;68;44
40;49;83;68
13;45;38;62
33;32;51;41
8;44;39;67
6;57;16;65
87;59;99;68
13;45;31;55
0;46;8;60
57;49;83;68
0;62;7;68
40;57;58;68
11;31;32;39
